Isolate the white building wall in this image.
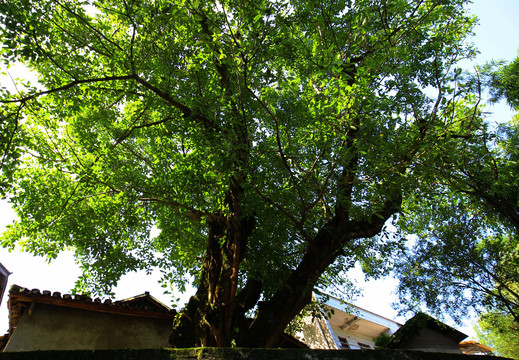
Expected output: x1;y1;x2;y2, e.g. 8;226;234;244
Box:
296;295;402;350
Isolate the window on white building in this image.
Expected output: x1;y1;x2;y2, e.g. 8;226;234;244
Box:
357;341;373;349
337;336;350;349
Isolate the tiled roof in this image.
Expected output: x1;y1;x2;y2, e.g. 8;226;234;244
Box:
8;284;176;318
459;340;494;355
118;291;173;313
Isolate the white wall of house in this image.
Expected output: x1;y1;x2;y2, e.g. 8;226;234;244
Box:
322;297;401;350
293;295;401;350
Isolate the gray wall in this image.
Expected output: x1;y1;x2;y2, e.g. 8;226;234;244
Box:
4;303;172;352
399;327;463;354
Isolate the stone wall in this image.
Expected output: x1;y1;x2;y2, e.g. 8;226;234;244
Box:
0;348;510;360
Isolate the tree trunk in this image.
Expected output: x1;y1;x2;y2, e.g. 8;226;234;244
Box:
169;216;227;347
170;206;255;347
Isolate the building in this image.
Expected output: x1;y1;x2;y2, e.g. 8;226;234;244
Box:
459;340;495;355
2;285;177;352
291;295;401;350
292;294;492;355
0;263;10;307
385;312;468;354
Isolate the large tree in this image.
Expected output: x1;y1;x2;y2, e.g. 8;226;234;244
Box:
0;0;477;347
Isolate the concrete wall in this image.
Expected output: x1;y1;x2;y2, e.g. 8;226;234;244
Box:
4;303;172;352
0;348;510;360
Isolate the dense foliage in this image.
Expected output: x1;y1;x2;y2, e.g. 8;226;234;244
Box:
0;0;481;347
487;55;519;110
477;311;519;359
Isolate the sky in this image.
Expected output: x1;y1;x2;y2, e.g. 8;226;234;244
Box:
1;0;518;340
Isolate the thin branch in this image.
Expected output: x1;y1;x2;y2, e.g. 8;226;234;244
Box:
54;0;124;53
1;75;137;104
48;18;112;58
0;107;22;168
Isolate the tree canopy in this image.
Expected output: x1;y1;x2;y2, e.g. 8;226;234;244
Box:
393;55;519;327
0;0;480;347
